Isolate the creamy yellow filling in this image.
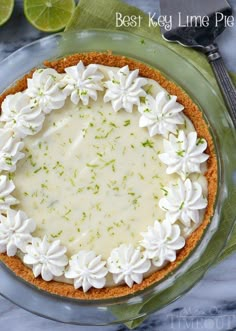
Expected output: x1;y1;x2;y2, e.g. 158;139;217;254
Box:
13;80;196;260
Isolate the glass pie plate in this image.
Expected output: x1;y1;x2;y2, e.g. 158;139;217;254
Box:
0;30;235;326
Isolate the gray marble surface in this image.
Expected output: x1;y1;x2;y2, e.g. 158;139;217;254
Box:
0;1;236;330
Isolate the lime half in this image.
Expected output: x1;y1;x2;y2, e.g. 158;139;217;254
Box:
24;0;75;32
0;0;14;26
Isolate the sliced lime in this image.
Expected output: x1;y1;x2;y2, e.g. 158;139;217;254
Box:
0;0;14;26
24;0;75;32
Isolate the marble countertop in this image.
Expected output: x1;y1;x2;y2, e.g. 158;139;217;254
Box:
0;1;236;330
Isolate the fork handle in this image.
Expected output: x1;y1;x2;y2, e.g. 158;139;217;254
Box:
204;43;236;127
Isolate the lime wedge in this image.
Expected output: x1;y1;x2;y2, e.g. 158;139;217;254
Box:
0;0;14;26
24;0;75;32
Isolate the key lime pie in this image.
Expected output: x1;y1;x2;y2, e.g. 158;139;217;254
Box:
0;53;217;299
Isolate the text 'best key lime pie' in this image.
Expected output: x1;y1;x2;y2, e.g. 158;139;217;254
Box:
0;53;217;299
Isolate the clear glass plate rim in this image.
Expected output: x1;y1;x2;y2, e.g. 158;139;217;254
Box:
0;29;234;325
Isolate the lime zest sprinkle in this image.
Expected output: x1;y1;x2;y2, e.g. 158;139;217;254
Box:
34;167;42;174
123;119;131;127
142;140;154;148
51;230;63;238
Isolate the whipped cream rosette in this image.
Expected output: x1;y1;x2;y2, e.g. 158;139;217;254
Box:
159;130;209;178
0;209;35;256
65;251;108;292
0;175;18;212
104;65;147;113
1;92;45;138
61;61;104;105
159;178;208;227
25;68;67;114
139;91;185;136
0;128;24;172
140;219;185;267
107;244;151;288
24;236;68;281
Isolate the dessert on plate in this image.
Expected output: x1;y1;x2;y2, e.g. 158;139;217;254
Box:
0;53;217;299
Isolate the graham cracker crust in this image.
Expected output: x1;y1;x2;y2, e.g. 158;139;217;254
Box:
0;52;217;300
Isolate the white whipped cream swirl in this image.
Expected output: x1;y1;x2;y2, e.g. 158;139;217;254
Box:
139;92;184;136
1;92;45;137
0;128;24;172
23;236;68;281
107;244;151;287
159;178;208;227
104;65;147;113
140;219;185;267
25;68;66;114
159;130;209;178
61;61;104;106
0;175;18;211
0;209;35;256
65;250;108;292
